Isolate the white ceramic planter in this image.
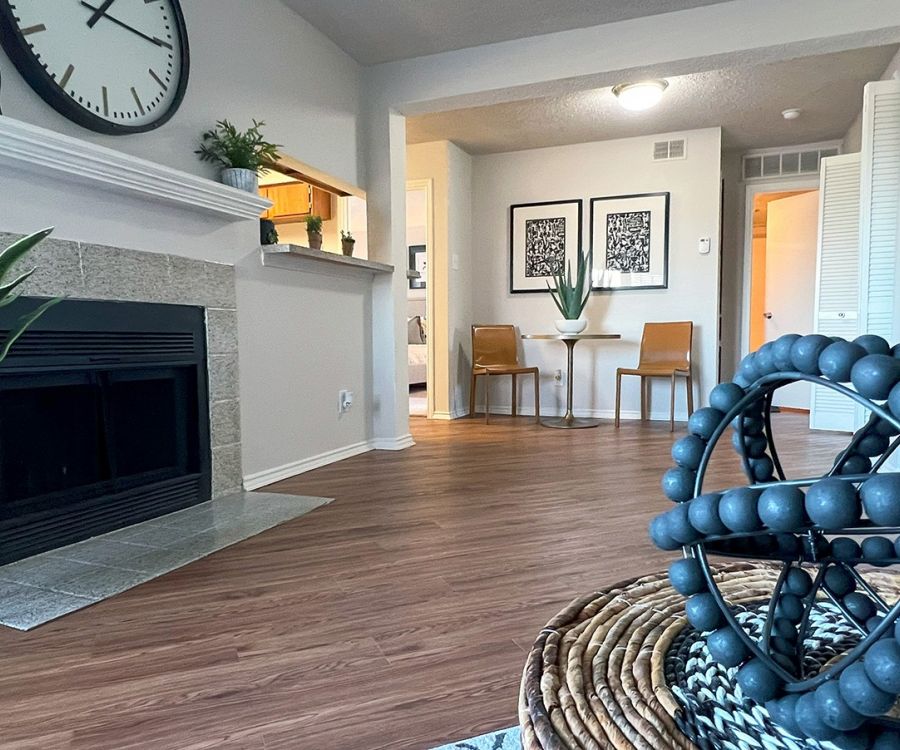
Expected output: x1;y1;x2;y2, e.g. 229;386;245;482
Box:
221;168;259;193
555;318;588;334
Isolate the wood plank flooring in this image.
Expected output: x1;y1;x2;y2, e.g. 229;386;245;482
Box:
0;415;848;750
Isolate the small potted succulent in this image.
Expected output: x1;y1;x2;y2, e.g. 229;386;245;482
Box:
196;119;281;193
548;246;593;334
341;230;356;257
306;215;324;250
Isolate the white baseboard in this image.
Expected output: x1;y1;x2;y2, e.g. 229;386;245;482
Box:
476;404;689;422
371;433;416;450
431;408;469;420
243;440;375;491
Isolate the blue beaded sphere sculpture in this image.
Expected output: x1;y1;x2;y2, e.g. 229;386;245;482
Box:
651;333;900;748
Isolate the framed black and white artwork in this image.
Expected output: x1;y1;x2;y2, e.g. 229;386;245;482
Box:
590;192;669;291
509;199;583;294
408;245;426;290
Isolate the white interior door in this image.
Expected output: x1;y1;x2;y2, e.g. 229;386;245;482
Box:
765;191;820;409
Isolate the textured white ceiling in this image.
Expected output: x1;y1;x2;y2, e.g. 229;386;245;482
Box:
280;0;732;65
405;46;899;154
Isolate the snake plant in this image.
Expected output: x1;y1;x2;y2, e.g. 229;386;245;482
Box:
547;246;593;320
0;228;61;362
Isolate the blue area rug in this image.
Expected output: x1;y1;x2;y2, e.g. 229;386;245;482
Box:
431;726;520;750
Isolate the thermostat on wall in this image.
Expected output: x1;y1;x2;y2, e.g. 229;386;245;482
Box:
698;238;711;255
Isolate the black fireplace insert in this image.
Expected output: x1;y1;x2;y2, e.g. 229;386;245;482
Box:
0;298;211;565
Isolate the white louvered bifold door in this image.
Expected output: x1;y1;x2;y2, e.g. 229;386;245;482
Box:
859;79;900;346
811;154;861;432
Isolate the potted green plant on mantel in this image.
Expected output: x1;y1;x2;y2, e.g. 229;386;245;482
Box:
341;231;355;257
196;119;281;193
306;215;324;250
548;246;592;334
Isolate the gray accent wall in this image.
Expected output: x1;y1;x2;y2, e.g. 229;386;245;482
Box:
0;234;243;498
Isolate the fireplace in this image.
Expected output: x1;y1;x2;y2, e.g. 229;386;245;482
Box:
0;298;211;565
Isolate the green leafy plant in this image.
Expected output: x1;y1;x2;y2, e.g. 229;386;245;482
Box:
0;228;61;361
547;247;592;320
195;120;281;173
340;230;355;243
306;215;323;234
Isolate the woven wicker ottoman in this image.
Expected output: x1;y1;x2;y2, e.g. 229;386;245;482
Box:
518;563;900;750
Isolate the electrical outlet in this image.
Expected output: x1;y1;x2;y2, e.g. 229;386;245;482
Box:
338;390;354;415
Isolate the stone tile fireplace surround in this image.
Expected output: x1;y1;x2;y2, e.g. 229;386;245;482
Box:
0;233;243;499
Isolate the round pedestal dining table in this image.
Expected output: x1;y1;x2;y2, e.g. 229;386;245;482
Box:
521;333;622;429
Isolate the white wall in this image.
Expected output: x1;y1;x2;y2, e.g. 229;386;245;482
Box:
471;128;722;420
0;0;375;486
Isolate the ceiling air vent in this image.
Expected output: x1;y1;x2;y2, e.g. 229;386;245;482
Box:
742;143;841;180
653;139;686;161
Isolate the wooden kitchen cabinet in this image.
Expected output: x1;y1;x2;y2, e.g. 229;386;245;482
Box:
260;182;332;223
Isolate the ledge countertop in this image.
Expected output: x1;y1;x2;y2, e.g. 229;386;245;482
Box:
260;244;394;275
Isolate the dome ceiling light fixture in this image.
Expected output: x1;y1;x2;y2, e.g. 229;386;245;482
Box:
612;79;669;111
782;108;802;120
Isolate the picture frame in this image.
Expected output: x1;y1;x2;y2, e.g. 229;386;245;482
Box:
509;199;583;294
589;192;670;291
408;245;426;290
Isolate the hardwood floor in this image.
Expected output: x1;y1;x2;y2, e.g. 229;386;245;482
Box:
0;415;848;750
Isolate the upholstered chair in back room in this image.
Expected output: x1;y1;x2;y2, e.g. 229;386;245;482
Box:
470;325;540;425
615;322;694;432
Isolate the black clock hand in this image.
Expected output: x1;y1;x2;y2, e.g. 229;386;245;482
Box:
86;0;115;28
80;1;173;49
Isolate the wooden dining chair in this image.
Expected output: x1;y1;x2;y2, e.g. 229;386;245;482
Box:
615;322;694;432
469;324;540;424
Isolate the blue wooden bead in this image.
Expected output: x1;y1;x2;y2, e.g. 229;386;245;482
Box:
896;535;900;558
706;626;748;667
709;382;745;414
864;639;900;693
839;661;896;716
750;456;775;482
733;373;752;389
784;567;813;597
775;593;804;622
873;730;900;750
851;354;900;401
738;353;760;383
688;493;729;535
733;414;764;436
661;466;696;503
737;658;783;703
688;407;725;441
831;537;862;563
758;485;806;532
858;433;889;457
861;536;894;566
771;636;796;656
854;334;891;356
791;334;833;375
819;341;868;383
766;695;803;736
776;533;802;557
841;453;873;475
814;680;867;731
772;334;802;371
805;478;861;530
844;592;876;622
890;381;900;420
795;691;841;740
719;487;763;532
861;474;900;527
649;514;681;551
668;558;706;596
830;729;874;750
665;503;701;544
824;566;856;597
755;342;779;376
874;417;900;436
671;435;706;470
685;592;723;631
773;617;799;641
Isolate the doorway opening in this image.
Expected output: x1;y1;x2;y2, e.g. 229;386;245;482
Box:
746;187;819;411
406;179;434;418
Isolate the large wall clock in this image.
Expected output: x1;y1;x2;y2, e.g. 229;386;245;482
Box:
0;0;189;135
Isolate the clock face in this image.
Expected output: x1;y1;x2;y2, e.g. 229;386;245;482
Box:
0;0;189;135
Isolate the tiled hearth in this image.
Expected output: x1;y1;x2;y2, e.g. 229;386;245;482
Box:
0;233;243;497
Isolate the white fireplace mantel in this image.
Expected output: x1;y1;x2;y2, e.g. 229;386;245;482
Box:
0;116;271;221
